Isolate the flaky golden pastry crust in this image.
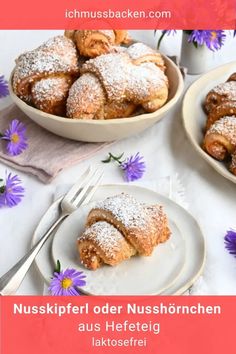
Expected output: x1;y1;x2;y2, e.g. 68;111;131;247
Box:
204;116;236;160
204;81;236;114
86;193;171;257
206;101;236;131
13;36;79;115
78;221;136;270
67;52;168;119
65;30;131;58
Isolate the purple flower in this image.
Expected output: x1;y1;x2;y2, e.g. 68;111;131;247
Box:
188;30;226;51
0;172;24;208
0;75;9;98
204;30;226;51
121;153;146;182
224;229;236;257
48;268;86;296
188;30;206;46
2;119;28;156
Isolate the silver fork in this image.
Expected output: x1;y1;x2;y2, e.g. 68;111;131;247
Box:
0;167;103;295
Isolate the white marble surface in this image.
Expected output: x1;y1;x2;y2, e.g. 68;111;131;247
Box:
0;30;236;295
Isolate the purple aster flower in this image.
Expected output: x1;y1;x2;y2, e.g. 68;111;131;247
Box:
224;229;236;257
120;153;146;182
188;30;206;46
2;119;28;156
0;75;9;98
204;30;226;51
0;172;24;208
48;268;86;296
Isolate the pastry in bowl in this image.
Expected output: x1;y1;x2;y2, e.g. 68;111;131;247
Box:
77;193;171;270
203;72;236;176
64;30;131;57
12;33;169;120
10;32;183;141
67;52;168;119
12;36;80;116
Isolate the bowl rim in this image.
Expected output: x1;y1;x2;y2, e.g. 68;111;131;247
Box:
182;60;236;184
10;53;184;125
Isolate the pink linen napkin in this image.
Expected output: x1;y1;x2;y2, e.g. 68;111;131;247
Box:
0;105;109;183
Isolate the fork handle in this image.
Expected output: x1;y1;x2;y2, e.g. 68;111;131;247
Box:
0;213;68;296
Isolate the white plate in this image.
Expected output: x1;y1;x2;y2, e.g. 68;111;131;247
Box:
31;185;206;295
182;61;236;184
51;203;185;295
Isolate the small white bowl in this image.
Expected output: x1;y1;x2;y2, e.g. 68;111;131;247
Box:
10;55;184;142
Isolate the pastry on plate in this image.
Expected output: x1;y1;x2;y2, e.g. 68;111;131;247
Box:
78;221;136;270
77;193;171;270
12;36;79;115
203;116;236;160
86;193;171;257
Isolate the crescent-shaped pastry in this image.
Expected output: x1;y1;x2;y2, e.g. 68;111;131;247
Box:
77;221;136;270
86;193;171;256
204;116;236;160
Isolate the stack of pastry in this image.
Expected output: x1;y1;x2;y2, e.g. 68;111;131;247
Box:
203;73;236;176
77;193;171;270
12;30;169;120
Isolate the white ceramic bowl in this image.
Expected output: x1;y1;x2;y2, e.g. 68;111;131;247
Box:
182;61;236;184
10;55;184;142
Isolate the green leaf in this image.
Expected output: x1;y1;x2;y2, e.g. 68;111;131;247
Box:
101;156;112;163
0;185;5;194
101;152;124;164
54;260;61;274
116;153;124;160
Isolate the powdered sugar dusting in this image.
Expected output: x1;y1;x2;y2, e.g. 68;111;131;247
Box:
206;116;236;146
81;52;167;103
94;193;151;230
32;77;70;103
78;221;127;259
210;81;236;99
13;36;79;98
67;73;104;118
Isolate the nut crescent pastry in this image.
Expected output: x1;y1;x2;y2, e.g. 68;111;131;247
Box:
230;151;236;175
66;52;168;119
126;42;166;71
227;72;236;82
203;116;236;160
13;36;79;116
206;101;236;131
77;221;136;270
86;193;171;256
204;81;236;114
65;30;131;58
